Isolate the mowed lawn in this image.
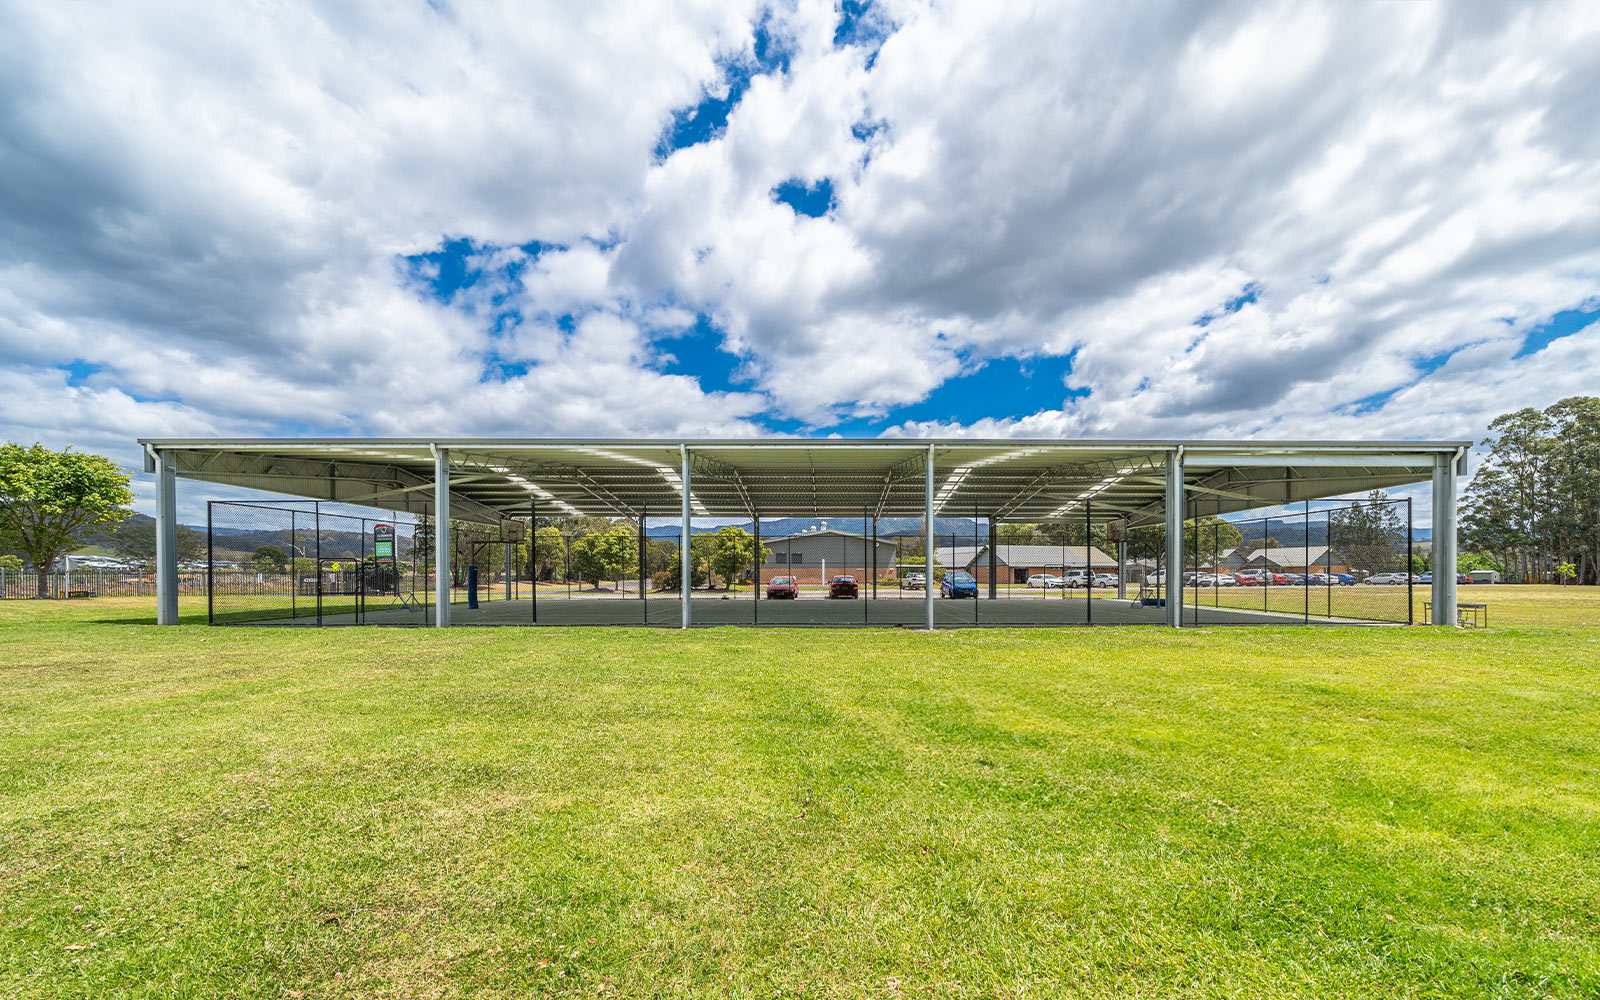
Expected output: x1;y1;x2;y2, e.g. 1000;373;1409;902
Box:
1;591;1598;998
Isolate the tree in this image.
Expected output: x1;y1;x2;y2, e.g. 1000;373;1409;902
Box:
97;519;204;566
0;443;134;597
707;525;769;589
1464;396;1600;584
0;554;21;573
1185;516;1243;561
251;544;289;573
660;542;709;590
521;525;567;582
570;527;636;590
1329;491;1407;577
1457;551;1504;575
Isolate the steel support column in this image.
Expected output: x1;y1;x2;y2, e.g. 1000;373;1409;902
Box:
1432;451;1459;625
1116;541;1127;599
1165;451;1184;628
155;449;179;625
434;447;451;627
925;445;935;630
987;519;998;599
681;446;692;629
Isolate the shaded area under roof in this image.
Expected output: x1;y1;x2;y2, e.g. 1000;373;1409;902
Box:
137;437;1469;526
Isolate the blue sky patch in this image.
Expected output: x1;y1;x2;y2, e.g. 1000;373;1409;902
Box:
652;314;747;394
772;177;835;218
60;359;102;386
402;238;558;305
834;0;891;66
1512;305;1600;358
816;353;1085;433
1195;281;1262;327
656;13;792;158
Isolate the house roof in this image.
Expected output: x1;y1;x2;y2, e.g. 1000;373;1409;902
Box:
1216;546;1337;566
762;527;897;545
935;544;1116;568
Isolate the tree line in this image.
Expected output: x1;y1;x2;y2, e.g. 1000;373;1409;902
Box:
1462;396;1600;585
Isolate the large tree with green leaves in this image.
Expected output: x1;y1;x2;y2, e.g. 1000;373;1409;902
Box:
0;443;134;596
1329;491;1407;577
1463;396;1600;584
706;525;770;589
570;527;637;590
518;525;568;582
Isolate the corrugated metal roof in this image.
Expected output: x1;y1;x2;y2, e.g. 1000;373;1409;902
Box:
137;436;1468;525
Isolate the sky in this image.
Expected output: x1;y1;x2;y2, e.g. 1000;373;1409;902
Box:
2;0;1597;528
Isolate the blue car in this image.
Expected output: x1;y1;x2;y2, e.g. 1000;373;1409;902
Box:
941;571;978;598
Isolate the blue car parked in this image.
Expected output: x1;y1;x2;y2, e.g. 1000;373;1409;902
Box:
941;571;979;598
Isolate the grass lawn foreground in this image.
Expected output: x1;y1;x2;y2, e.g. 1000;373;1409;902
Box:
1;588;1598;997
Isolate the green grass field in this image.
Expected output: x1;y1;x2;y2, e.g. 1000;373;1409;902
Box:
2;588;1598;997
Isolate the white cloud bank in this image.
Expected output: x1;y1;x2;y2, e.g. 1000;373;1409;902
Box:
1;0;1597;498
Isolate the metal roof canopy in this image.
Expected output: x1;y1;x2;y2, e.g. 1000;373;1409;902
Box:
138;437;1470;526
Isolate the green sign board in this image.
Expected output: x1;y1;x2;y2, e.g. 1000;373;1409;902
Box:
374;524;395;564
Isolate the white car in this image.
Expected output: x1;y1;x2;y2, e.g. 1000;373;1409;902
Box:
1094;573;1117;588
1027;573;1063;588
1061;569;1091;588
901;572;926;590
1364;572;1413;585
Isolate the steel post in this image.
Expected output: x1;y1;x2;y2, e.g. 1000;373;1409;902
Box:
925;445;935;630
1165;451;1184;628
1432;453;1458;625
155;448;179;625
681;446;692;629
434;447;451;627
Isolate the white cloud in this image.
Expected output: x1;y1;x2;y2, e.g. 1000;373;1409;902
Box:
2;0;1598;521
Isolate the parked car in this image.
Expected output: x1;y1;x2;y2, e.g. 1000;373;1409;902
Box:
1304;573;1327;585
1330;573;1355;586
1094;573;1117;588
1027;573;1062;589
1061;569;1092;588
1364;572;1410;585
828;575;859;598
1235;570;1266;586
765;575;798;599
1456;573;1471;584
901;572;926;590
1267;572;1289;585
1418;573;1432;584
941;571;978;598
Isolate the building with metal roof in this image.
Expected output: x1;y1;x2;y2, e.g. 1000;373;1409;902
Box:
138;436;1469;628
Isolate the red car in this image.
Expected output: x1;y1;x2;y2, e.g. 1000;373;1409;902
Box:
766;576;798;599
828;575;859;598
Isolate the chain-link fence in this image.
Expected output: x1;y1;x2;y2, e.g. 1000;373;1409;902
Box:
207;500;435;625
1184;497;1413;625
199;491;1413;628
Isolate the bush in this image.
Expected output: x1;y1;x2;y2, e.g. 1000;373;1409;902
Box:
651;570;677;593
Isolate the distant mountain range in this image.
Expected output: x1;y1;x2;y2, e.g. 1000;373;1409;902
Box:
1230;517;1430;547
645;516;986;540
88;512;1429;557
